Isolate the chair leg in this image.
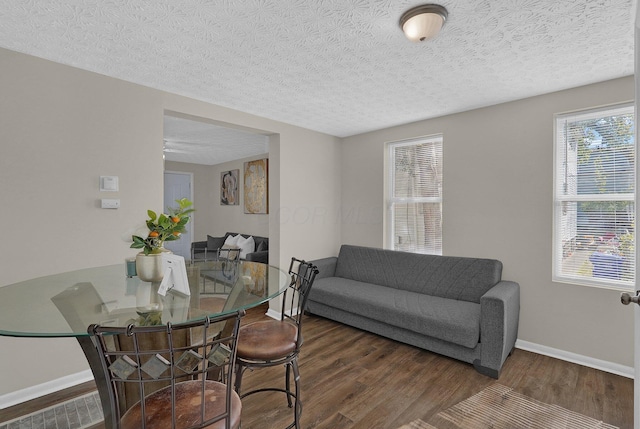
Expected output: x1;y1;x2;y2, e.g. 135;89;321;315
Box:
236;359;302;429
285;363;293;408
234;363;245;394
292;359;301;429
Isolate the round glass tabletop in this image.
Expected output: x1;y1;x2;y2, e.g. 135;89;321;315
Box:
0;260;289;337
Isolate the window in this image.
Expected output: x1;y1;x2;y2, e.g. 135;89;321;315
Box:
553;103;635;289
388;136;443;255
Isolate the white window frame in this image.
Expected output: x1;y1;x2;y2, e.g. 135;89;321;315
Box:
552;102;635;290
386;135;443;255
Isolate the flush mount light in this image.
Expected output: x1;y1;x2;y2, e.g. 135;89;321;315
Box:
399;4;448;42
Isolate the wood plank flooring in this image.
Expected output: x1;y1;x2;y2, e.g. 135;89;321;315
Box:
1;304;633;428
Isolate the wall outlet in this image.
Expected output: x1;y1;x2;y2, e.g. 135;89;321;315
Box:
101;199;120;209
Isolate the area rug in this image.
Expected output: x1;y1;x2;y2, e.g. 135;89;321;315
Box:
398;384;618;429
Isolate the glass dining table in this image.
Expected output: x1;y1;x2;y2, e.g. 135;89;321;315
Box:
0;259;289;428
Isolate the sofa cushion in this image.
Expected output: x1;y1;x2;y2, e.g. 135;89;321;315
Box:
224;234;241;247
226;233;268;251
206;235;226;251
236;235;255;259
309;277;481;349
334;245;502;303
256;239;268;252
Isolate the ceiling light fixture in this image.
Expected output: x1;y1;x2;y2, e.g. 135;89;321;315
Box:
399;4;448;42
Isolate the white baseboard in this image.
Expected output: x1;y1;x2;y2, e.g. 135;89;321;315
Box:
0;369;94;409
515;339;634;379
265;308;282;320
265;309;303;320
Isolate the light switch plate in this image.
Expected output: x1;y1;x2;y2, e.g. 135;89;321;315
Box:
100;176;119;192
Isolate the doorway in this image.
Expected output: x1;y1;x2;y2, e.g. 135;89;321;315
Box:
162;111;276;265
163;171;193;259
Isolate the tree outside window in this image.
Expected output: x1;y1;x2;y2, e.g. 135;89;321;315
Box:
388;136;443;255
554;103;635;289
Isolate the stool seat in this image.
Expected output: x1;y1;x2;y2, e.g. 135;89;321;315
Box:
122;380;241;429
237;320;298;361
234;258;318;429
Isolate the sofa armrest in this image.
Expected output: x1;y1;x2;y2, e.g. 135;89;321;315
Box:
191;240;207;250
191;241;208;261
475;280;520;379
246;251;268;264
310;257;338;279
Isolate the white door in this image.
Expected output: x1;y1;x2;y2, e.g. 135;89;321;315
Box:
635;10;639;429
635;298;639;429
633;11;639;428
623;286;640;428
164;171;193;259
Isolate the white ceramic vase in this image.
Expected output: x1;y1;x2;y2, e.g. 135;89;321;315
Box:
135;249;170;282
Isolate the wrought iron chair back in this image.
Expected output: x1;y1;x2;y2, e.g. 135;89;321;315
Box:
281;257;319;346
217;247;241;263
88;309;244;429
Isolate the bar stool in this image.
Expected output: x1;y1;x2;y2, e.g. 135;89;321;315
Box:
233;257;319;429
201;247;241;295
89;310;245;429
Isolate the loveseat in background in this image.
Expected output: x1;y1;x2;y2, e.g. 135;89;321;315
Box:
191;232;268;263
307;245;520;378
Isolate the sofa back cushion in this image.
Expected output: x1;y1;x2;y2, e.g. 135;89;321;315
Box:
334;245;502;303
207;235;227;251
225;232;268;253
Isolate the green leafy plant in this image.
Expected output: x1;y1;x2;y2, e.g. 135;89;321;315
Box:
131;198;194;255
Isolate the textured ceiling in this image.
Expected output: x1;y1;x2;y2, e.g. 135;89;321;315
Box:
0;0;635;160
163;115;269;165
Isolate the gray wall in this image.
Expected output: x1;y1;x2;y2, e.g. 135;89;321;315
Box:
0;47;342;398
341;76;635;368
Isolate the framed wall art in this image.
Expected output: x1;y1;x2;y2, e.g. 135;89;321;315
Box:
244;159;268;214
220;169;239;205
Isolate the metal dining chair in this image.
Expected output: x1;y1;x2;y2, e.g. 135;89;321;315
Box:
88;310;245;429
201;247;241;295
233;257;319;429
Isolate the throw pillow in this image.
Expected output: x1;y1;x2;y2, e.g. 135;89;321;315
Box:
257;239;269;252
236;235;255;259
207;235;226;251
223;234;241;247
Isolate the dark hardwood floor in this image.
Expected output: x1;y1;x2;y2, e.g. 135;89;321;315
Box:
1;304;633;428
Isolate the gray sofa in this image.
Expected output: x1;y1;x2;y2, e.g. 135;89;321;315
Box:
191;232;268;263
307;245;520;378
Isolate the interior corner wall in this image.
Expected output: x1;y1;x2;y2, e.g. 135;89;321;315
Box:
0;47;342;400
276;130;343;263
340;76;635;368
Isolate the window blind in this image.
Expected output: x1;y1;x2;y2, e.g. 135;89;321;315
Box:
389;136;443;255
553;103;635;288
